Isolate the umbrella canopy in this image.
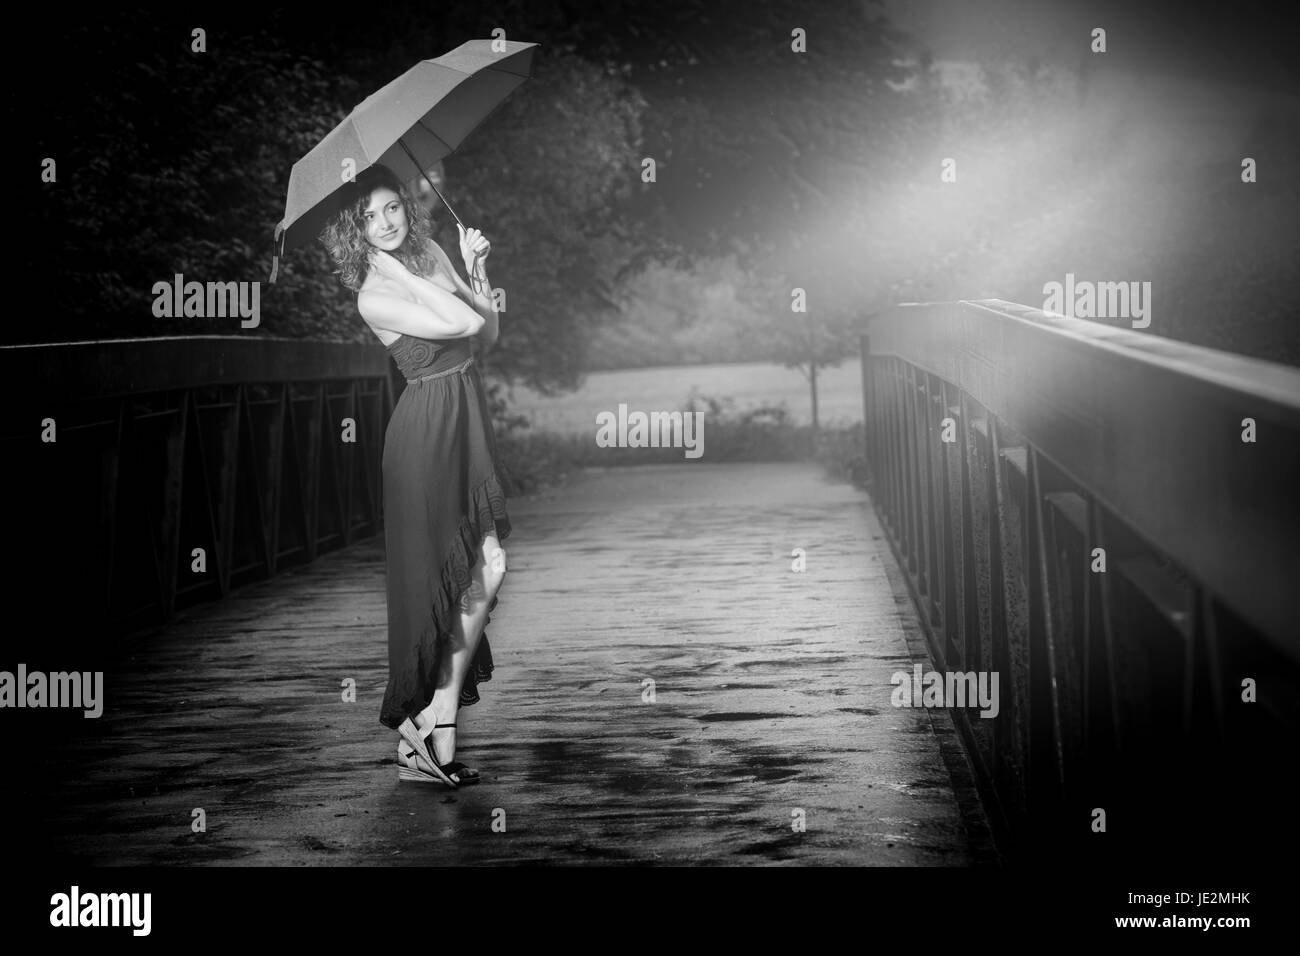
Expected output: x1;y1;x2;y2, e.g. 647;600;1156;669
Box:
271;38;538;280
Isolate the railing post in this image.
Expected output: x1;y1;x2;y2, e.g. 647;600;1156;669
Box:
860;332;872;484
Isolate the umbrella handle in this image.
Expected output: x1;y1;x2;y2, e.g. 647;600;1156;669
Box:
397;138;465;232
270;222;286;284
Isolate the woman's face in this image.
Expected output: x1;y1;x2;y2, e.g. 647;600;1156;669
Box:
362;187;409;251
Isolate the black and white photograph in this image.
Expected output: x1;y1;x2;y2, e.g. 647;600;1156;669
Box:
3;0;1297;937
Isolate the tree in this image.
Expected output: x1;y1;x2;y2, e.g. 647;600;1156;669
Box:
18;11;650;399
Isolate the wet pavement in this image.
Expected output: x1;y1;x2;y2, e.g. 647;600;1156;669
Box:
31;461;997;865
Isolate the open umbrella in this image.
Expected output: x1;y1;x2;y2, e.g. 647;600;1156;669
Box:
270;38;539;281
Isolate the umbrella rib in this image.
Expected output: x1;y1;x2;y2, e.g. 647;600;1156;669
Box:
416;118;458;155
485;64;532;79
433;52;534;80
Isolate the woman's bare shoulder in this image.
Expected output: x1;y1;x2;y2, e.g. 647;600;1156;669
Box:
427;239;462;275
358;273;413;301
424;239;470;293
356;276;411;346
425;237;452;264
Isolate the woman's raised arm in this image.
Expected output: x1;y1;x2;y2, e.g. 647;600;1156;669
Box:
358;249;485;339
357;287;485;340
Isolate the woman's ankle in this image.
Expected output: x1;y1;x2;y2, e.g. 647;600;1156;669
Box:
415;697;457;733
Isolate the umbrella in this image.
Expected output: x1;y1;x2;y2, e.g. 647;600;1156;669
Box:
270;38;539;281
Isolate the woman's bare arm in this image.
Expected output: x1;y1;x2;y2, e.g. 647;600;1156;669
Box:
467;261;499;350
359;250;484;339
430;239;499;352
401;270;477;320
357;286;484;340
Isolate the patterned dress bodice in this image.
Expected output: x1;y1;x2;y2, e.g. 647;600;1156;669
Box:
386;333;473;379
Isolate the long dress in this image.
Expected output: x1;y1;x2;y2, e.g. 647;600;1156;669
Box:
378;330;511;730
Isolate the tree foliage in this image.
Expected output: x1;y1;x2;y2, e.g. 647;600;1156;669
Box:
21;1;1293;386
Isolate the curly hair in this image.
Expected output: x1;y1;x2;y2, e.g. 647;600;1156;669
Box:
318;165;441;292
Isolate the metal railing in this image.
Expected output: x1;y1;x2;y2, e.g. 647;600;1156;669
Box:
860;300;1300;858
0;336;395;640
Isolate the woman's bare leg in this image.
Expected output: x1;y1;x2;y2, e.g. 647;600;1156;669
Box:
413;533;506;767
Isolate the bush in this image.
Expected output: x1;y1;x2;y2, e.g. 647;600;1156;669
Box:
490;388;867;495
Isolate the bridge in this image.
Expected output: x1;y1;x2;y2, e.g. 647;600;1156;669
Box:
860;299;1300;865
2;299;1297;866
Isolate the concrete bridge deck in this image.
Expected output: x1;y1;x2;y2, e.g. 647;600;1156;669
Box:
27;461;996;865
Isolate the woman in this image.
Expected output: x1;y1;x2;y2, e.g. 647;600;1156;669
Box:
320;165;509;788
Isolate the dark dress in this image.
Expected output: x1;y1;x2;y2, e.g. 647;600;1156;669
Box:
378;331;511;731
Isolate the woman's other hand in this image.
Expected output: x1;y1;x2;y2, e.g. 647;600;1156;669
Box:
368;248;411;285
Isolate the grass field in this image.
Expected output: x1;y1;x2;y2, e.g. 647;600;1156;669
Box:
502;358;865;435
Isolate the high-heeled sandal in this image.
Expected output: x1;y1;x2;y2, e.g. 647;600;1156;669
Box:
396;717;456;787
422;721;481;786
397;722;481;786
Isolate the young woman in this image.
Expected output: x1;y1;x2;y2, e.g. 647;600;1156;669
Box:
320;165;509;788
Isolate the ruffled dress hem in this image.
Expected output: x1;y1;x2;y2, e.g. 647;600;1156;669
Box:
379;469;512;730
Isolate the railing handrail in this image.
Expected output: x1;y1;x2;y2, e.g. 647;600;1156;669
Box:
865;298;1300;652
873;299;1300;413
1;335;392;404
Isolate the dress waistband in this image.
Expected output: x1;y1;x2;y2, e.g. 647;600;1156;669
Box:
405;355;474;384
